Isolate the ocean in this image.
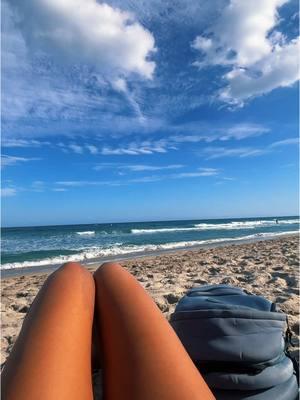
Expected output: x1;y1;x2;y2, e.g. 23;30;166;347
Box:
1;216;299;274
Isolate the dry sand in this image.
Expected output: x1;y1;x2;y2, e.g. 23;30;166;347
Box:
1;235;299;397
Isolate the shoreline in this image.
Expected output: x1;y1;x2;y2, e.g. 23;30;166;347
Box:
1;232;299;278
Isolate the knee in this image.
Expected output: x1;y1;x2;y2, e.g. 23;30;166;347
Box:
100;261;122;270
60;261;86;274
35;262;94;313
54;262;94;287
94;262;123;281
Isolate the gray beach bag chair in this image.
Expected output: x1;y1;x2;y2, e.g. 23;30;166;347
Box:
170;285;299;399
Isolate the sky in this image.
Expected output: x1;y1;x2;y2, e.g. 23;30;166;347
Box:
1;0;299;227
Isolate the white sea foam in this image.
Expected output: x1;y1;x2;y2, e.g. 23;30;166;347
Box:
1;230;298;271
76;231;95;236
194;219;299;230
131;227;201;234
131;219;299;234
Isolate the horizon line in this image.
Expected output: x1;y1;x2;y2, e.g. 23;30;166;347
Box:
2;214;299;229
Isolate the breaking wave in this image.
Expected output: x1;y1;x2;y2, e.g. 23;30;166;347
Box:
2;230;298;271
131;219;299;234
76;231;95;236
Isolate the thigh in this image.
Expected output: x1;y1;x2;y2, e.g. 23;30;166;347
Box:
94;262;215;400
1;262;95;400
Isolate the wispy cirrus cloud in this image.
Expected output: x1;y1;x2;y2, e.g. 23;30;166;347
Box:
54;123;270;157
1;154;41;167
223;177;236;181
55;180;125;187
1;181;47;196
1;188;17;197
56;138;175;156
99;139;175;156
172;168;219;178
216;124;270;141
52;188;68;192
2;138;51;147
100;147;152;156
269;137;299;147
31;181;46;192
203;136;299;159
68;144;84;154
56;167;220;187
85;145;99;155
94;163;184;172
2;166;220;197
57;142;94;154
1;182;71;196
123;164;183;172
5;122;269;156
171;123;270;143
203;147;270;159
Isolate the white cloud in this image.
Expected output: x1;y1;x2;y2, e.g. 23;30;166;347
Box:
193;0;288;68
192;36;213;52
56;139;172;156
7;0;156;79
203;146;270;159
122;164;183;172
54;125;271;160
2;0;228;133
217;124;270;140
129;167;219;180
69;144;84;154
111;77;145;121
171;123;270;143
220;38;300;104
198;167;220;174
100;141;170;156
56;181;101;187
93;163;183;172
203;136;299;159
270;137;300;147
171;135;207;143
172;168;219;178
85;144;99;155
128;175;162;183
101;147;140;155
1;188;17;197
192;0;299;104
2;138;51;147
31;180;45;192
56;167;219;187
55;180;126;187
1;154;41;167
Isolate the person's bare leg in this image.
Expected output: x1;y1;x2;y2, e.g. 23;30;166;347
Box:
1;262;95;400
94;262;215;400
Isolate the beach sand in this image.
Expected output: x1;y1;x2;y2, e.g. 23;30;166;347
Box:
1;235;299;397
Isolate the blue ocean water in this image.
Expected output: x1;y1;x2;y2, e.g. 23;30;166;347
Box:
1;216;299;271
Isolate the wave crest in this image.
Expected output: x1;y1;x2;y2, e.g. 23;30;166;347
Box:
2;230;298;271
131;219;299;234
76;231;95;236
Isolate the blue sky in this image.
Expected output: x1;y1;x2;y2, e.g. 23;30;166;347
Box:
2;0;299;227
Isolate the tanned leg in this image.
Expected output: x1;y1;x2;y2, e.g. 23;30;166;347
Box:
1;262;95;400
94;262;215;400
